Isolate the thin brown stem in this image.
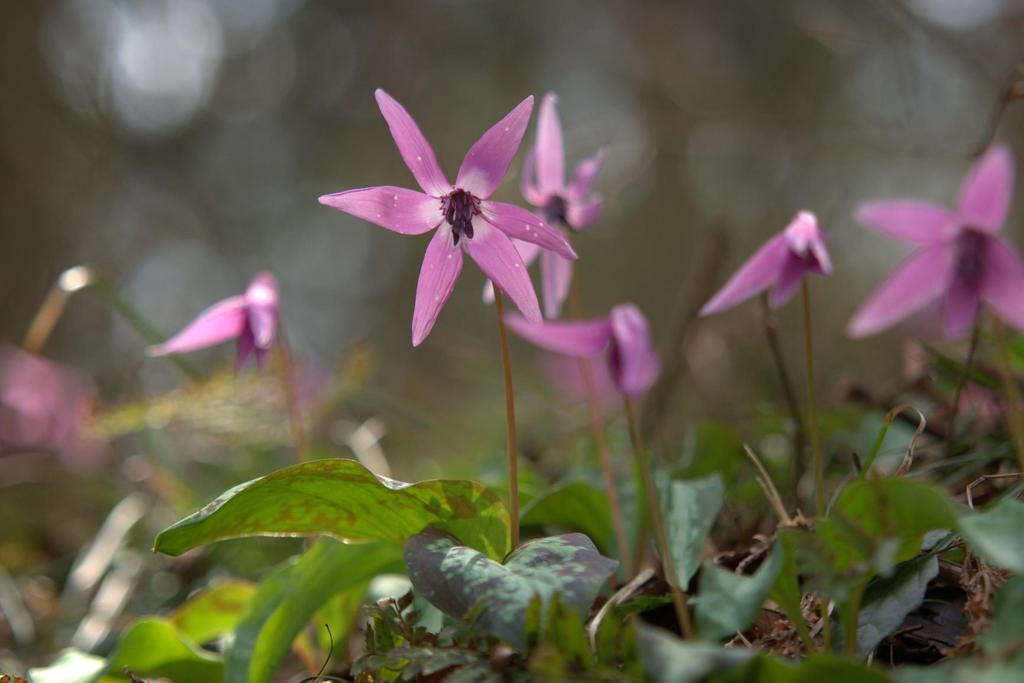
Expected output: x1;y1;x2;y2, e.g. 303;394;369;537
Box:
493;290;520;549
946;323;981;458
568;278;632;575
22;266;94;354
624;396;693;639
992;316;1024;472
760;294;806;497
801;281;825;517
275;325;308;463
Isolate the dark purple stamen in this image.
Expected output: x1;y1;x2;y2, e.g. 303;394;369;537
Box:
954;230;987;293
442;189;480;245
544;195;568;226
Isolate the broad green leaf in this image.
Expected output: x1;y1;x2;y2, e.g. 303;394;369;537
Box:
637;624;753;683
978;575;1024;654
154;458;510;559
169;580;255;644
959;498;1024;572
102;617;222;683
850;553;939;658
404;530;617;649
28;649;106;683
226;539;400;683
723;653;891;682
520;482;614;556
663;474;724;586
694;541;783;640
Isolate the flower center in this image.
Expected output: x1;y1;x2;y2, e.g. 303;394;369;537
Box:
543;195;568;226
954;229;986;291
442;189;481;245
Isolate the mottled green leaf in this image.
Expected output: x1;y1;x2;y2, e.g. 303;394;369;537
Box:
103;617;222;682
404;530;617;649
663;474;724;586
27;649;106;683
226;539;400;683
694;541;783;640
851;553;939;658
960;498;1024;573
154;458;510;559
169;580;255;645
520;482;614;555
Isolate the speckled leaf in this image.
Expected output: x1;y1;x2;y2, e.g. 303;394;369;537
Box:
154;459;509;559
693;541;784;641
520;482;615;555
404;530;617;649
169;580;255;645
662;473;724;586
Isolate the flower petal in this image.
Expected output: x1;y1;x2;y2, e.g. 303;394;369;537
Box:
942;277;980;340
609;304;660;397
319;186;441;235
481;240;541;304
768;255;809;308
457;95;534;198
856;201;958;245
981;236;1024;332
149;296;248;356
235;328;256;372
567;149;606;200
503;315;613;356
700;233;790;316
465;219;541;322
481;200;577;260
412;225;463;347
535;93;565;194
519;149;547;206
374;89;450;196
957;145;1014;233
847;245;955;338
565;196;602;230
245;272;279;349
540;249;572;319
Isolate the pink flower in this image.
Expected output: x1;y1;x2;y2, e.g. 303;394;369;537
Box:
700;211;832;316
849;146;1024;339
149;272;279;371
320;90;577;346
486;93;604;319
504;304;659;397
0;346;104;469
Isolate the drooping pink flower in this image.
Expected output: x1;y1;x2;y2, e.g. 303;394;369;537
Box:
849;146;1024;339
149;272;279;371
0;345;104;469
700;211;832;316
504;304;659;397
319;90;577;346
482;93;604;319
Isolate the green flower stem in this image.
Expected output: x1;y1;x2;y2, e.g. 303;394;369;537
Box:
493;289;520;549
992;315;1024;472
801;281;825;517
624;395;693;639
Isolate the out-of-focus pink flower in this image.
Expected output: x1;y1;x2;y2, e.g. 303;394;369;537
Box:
150;272;279;371
319;90;577;346
505;304;659;397
483;93;604;319
849;146;1024;339
701;211;832;316
540;353;619;415
0;345;104;468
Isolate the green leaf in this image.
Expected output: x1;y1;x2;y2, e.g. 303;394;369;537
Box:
960;498;1024;573
226;539;400;683
168;580;255;644
978;575;1024;654
154;458;510;559
404;530;617;649
103;617;222;682
27;649;106;683
663;474;724;586
694;541;783;641
637;624;753;683
520;482;614;556
725;653;891;682
850;553;939;658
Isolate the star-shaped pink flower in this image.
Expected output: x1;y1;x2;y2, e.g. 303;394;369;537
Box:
849;145;1024;339
149;272;279;371
700;211;832;316
504;304;659;397
320;90;577;346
